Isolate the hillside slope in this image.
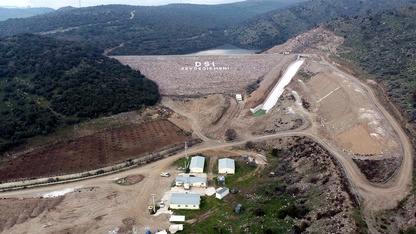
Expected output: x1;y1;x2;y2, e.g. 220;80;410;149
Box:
324;6;416;119
227;0;416;50
0;34;159;153
0;1;305;55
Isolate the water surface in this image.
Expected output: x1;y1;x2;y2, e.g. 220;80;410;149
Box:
189;44;259;55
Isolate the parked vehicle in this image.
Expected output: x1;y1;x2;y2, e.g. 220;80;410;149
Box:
160;172;170;177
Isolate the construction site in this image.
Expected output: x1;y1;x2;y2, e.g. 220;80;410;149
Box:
0;27;413;234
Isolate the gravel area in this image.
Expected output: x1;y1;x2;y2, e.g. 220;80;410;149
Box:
113;54;290;96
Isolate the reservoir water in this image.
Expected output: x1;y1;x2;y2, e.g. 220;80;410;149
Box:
188;44;260;56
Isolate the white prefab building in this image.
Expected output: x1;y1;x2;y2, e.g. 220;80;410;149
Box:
218;158;235;174
190;156;205;173
170;193;200;210
169;224;184;233
169;215;185;222
176;176;207;188
216;187;229;200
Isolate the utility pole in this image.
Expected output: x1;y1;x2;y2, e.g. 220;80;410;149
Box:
184;141;188;169
79;0;81;8
151;193;156;213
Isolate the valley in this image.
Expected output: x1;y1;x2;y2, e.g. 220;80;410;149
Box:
0;28;413;233
0;2;415;233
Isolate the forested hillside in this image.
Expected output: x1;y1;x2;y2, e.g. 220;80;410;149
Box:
0;7;54;21
227;0;416;50
0;34;159;153
324;6;416;120
0;1;305;55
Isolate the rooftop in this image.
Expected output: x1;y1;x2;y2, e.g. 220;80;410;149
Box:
176;176;207;184
216;187;229;194
218;158;235;170
171;193;200;205
190;156;205;169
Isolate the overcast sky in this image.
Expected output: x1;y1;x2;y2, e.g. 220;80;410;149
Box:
0;0;244;9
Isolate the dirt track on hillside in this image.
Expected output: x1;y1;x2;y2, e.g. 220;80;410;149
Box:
320;56;414;232
0;29;413;233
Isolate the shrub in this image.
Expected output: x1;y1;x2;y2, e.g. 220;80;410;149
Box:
225;128;237;141
245;141;255;149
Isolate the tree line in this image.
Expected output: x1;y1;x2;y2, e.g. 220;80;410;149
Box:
0;34;159;153
324;6;416;120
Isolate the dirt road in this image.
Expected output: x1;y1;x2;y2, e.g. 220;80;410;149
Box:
0;123;409;232
321;56;414;232
0;55;412;234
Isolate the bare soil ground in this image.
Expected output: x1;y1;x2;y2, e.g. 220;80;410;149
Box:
0;148;267;234
115;174;144;186
298;58;401;157
0;196;64;232
0;165;177;233
0;120;191;182
163;91;310;142
0;27;413;234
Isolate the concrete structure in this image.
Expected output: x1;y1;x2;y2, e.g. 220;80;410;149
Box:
218;158;235;174
175;175;207;188
250;58;305;114
190;156;205;173
169;215;185;222
170;193;200;210
216;187;229;200
236;94;243;101
169;224;183;233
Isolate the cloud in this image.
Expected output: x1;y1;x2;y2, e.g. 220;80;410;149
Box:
1;0;30;7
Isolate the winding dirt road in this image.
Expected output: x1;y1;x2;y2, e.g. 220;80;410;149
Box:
321;56;414;231
0;55;412;233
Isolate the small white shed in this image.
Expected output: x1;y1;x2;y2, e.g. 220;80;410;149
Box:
218;158;235;174
190;156;205;173
169;215;185;222
169;224;184;233
216;187;229;200
236;94;243;101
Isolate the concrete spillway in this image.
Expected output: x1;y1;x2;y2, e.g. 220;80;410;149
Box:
251;58;305;114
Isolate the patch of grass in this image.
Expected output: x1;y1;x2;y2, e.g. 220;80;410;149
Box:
172;154;296;233
177;191;294;234
204;156;210;174
398;177;416;207
352;208;368;234
220;160;257;187
174;196;220;219
253;109;266;117
401;227;416;234
172;156;191;169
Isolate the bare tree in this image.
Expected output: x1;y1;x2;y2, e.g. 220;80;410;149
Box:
245;141;255;149
225;129;237;141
